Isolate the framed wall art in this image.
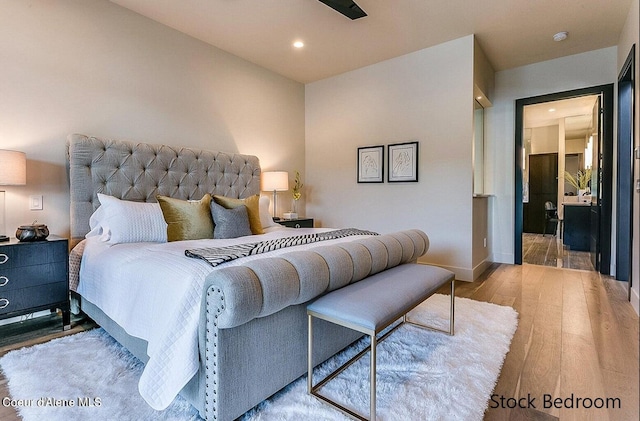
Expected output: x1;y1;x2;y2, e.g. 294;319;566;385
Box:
357;145;384;183
388;141;418;182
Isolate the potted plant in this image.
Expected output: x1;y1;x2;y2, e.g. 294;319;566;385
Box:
286;171;303;219
564;168;592;199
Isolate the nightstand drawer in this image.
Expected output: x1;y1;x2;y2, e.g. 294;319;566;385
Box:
0;262;68;291
0;281;68;317
278;218;314;228
0;241;67;269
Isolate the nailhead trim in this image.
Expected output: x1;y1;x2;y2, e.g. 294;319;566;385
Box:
204;285;225;421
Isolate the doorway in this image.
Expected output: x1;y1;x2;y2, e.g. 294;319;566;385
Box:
515;85;614;274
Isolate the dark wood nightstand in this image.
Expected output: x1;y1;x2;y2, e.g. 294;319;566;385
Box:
0;236;70;331
277;218;314;228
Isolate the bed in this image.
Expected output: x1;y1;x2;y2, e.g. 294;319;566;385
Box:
67;134;431;420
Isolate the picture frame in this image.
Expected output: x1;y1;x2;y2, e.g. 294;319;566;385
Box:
357;145;384;183
388;141;419;182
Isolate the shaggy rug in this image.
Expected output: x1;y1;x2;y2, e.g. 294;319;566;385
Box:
0;294;517;421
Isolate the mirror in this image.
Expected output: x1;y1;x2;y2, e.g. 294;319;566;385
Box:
473;100;484;195
522;128;531;203
563;114;594;203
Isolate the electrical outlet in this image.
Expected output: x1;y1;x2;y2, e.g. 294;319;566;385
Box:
29;195;43;210
483;238;487;248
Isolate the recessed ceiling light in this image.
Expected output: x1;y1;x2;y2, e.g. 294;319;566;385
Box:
553;31;568;42
476;96;482;100
549;108;556;112
293;41;304;49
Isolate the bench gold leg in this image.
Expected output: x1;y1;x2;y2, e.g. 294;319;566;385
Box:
370;334;376;420
307;277;455;420
405;278;455;336
307;314;313;394
449;279;455;335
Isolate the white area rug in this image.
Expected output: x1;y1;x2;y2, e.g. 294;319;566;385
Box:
0;294;517;421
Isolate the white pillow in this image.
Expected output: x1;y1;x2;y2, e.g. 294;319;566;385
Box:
259;196;278;228
89;193;168;244
87;205;108;240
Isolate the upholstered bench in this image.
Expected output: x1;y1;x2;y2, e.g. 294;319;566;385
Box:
307;263;455;420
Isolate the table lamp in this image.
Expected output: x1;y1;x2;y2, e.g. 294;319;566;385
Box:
261;171;288;220
0;150;27;242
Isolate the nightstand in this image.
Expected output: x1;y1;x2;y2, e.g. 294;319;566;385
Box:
277;218;314;228
0;236;70;331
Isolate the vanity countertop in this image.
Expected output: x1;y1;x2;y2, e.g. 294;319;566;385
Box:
563;202;592;206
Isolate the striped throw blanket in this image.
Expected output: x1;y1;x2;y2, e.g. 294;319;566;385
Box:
185;228;378;268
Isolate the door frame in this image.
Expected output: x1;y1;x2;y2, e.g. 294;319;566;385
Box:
617;45;635;290
514;84;614;274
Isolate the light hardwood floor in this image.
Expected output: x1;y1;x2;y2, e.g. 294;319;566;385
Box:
444;263;639;421
0;265;638;421
523;233;595;271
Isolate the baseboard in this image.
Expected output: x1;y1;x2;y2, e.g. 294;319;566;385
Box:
417;260;473;282
631;287;640;316
490;252;513;264
472;259;493;281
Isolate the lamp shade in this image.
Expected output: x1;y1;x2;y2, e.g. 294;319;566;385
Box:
0;150;26;186
262;171;289;191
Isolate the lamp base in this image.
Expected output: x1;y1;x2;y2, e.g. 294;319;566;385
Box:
0;235;9;242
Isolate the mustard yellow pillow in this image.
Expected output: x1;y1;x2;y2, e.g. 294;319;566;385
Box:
157;194;214;241
213;194;264;234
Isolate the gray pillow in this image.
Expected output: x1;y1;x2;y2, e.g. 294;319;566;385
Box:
211;201;253;239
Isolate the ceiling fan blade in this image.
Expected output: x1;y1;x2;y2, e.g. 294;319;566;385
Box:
318;0;367;20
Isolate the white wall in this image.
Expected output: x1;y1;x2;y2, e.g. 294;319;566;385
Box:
530;125;560;154
0;0;305;238
472;196;490;276
566;138;587;154
485;47;618;264
471;40;494;277
306;36;476;279
617;0;640;315
473;37;495;103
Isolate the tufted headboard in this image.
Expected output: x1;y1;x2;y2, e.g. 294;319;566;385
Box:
66;134;261;247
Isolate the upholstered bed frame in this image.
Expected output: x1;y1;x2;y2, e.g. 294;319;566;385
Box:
67;134;261;248
67;134;431;420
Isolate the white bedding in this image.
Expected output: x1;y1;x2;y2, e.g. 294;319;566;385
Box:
77;226;370;410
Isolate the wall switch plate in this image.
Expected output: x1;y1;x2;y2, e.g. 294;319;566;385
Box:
636;179;640;193
29;195;43;210
635;147;640;160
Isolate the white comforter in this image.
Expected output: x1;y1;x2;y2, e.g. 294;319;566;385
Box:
78;227;366;410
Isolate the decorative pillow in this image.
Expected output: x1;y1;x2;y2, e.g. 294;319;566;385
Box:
87;205;107;239
157;194;214;241
259;196;278;228
213;194;264;234
210;201;252;239
90;193;168;244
